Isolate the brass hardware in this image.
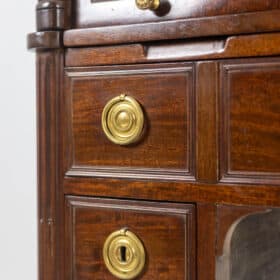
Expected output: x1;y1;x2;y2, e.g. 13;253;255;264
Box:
101;94;144;145
135;0;160;10
103;228;146;280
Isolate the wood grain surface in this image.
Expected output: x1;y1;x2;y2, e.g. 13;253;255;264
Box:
30;1;280;280
36;49;65;280
65;33;280;67
64;10;280;47
220;58;280;184
65;197;195;280
65;63;195;181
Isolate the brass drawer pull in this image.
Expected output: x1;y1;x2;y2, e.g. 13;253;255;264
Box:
101;94;144;145
135;0;160;10
103;228;146;279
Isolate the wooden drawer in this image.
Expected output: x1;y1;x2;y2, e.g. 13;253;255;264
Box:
29;2;280;280
65;63;195;181
64;52;280;185
74;0;280;28
65;197;195;280
219;58;280;184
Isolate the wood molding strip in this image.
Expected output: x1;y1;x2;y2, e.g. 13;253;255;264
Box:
64;10;280;47
63;176;280;207
65;33;280;67
196;62;219;183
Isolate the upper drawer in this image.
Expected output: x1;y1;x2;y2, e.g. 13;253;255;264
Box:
74;0;280;28
64;63;195;181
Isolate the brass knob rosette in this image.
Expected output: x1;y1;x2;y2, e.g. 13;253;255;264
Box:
103;228;146;280
136;0;160;10
101;94;144;145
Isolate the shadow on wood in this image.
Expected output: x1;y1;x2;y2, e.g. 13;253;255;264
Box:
217;209;280;280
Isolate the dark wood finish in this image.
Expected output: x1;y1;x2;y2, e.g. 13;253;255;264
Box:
220;58;280;184
65;197;196;280
65;33;280;67
36;1;65;31
29;3;67;280
27;1;65;51
64;10;280;47
197;203;216;280
65;63;195;181
29;1;280;280
196;62;219;183
36;50;64;280
36;0;72;30
27;31;62;50
63;177;280;207
74;0;280;28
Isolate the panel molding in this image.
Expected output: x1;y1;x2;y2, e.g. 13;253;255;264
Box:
64;64;196;181
65;196;196;280
220;59;280;185
66;166;195;181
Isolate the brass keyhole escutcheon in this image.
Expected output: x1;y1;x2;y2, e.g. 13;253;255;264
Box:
101;94;145;145
103;228;146;280
136;0;160;10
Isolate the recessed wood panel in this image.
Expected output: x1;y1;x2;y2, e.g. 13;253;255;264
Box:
73;0;280;28
220;58;280;184
65;196;195;280
65;63;195;180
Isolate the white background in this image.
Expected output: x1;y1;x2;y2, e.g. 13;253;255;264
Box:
0;1;37;279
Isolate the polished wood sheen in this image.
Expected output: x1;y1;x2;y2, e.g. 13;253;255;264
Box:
64;10;280;47
66;197;195;280
220;58;280;184
28;1;280;280
27;31;62;50
65;33;280;67
65;63;195;180
36;49;64;280
74;0;280;28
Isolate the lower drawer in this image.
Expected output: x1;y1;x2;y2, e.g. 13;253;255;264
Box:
65;197;195;280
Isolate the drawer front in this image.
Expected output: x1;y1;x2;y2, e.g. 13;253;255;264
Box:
65;63;195;180
74;0;280;28
65;197;195;280
220;58;280;184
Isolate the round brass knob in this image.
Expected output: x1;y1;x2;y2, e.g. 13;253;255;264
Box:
101;94;144;145
135;0;160;10
103;228;146;280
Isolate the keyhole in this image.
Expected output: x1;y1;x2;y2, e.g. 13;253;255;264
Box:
120;246;127;262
